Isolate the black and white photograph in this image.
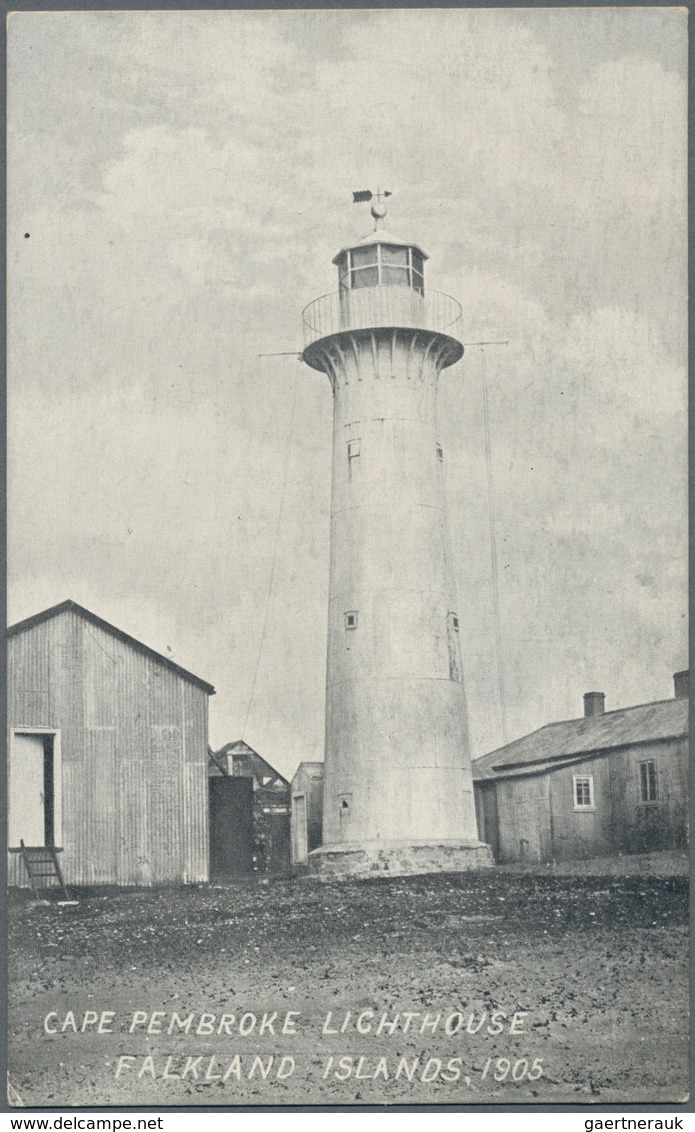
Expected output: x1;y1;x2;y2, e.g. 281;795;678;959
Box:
6;6;688;1108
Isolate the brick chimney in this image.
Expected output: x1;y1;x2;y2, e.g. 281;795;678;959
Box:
674;670;689;699
584;691;605;718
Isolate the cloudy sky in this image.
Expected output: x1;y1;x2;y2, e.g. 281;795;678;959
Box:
8;9;687;778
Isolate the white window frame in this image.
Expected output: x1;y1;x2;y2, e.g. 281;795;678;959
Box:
572;773;595;811
638;759;659;804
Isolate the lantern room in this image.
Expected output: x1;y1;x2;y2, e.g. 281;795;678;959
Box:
333;231;428;295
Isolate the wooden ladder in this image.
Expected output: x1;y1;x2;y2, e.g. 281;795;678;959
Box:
19;840;70;901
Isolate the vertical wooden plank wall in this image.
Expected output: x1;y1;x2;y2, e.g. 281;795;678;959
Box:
81;617;118;884
8;609;211;887
182;681;209;883
609;739;689;853
546;756;612;861
117;644;151;885
496;776;546;862
7;614;62;886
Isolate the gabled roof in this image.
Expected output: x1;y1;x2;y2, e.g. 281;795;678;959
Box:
8;599;215;695
290;761;325;785
473;696;688;782
215;740;290;787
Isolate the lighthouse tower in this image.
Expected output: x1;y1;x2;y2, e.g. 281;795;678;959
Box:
302;197;493;877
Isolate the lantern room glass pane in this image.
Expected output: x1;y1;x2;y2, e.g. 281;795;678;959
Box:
412;270;424;295
351;266;379;288
381;265;410;287
351;246;378;269
412;250;424;275
381;244;409;266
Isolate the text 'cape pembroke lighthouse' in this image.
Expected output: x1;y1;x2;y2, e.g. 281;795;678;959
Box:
301;194;493;877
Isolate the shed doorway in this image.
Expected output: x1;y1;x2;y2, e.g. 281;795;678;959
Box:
209;777;254;878
477;782;500;862
9;731;61;848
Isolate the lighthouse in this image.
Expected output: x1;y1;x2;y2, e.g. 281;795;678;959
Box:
302;195;493;877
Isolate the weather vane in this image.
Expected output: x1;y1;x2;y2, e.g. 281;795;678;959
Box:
352;187;392;229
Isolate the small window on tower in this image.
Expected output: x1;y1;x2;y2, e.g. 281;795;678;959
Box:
348;439;361;459
345;611;358;630
436;443;444;461
339;794;352;829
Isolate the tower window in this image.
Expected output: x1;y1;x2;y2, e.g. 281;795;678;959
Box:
436;444;444;461
345;611;358;629
447;611;459;631
349;246;379;289
339;794;352;829
639;760;658;803
348;439;361;459
342;244;425;294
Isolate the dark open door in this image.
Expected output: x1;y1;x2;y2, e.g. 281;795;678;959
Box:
479;782;500;862
209;777;254;878
263;811;291;876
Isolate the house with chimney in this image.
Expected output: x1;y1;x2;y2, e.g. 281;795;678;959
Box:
472;672;689;864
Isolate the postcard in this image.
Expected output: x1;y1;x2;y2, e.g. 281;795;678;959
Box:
6;7;688;1108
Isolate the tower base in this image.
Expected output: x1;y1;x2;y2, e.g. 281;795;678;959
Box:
307;838;494;879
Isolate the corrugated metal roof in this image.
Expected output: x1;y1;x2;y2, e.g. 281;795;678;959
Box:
290;760;325;784
473;697;689;782
298;761;324;777
8;599;215;695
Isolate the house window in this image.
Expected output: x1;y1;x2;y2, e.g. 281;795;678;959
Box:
639;760;658;803
345;611;358;630
573;775;594;810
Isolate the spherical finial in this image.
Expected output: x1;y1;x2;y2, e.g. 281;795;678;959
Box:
371;200;387;221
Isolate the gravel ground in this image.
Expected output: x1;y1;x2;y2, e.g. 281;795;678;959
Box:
7;871;689;1108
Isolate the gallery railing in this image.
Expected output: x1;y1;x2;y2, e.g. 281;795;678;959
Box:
302;287;462;348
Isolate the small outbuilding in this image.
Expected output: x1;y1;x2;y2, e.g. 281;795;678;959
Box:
290;762;324;870
8;600;215;887
208;740;291;878
473;673;689;864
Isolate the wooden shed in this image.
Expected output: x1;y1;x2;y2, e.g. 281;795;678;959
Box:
208;740;291;878
473;674;689;864
8;600;215;887
290;762;324;870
